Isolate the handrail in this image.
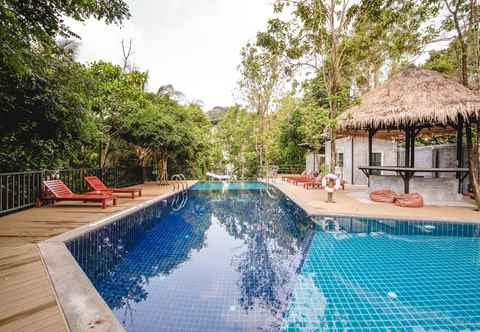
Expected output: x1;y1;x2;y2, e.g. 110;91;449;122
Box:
171;174;187;191
171;190;188;211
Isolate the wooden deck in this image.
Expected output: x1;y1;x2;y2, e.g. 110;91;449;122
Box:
0;182;191;332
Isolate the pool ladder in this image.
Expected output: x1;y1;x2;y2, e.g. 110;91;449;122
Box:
171;174;187;191
171;190;188;211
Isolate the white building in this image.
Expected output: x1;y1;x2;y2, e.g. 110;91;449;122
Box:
325;137;464;186
325;136;397;185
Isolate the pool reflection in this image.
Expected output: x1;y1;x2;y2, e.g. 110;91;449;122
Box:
67;185;314;332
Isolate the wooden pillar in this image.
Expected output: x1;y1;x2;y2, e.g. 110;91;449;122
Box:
368;128;374;167
404;127;410;167
457;118;465;193
410;128;416;168
457;118;464;174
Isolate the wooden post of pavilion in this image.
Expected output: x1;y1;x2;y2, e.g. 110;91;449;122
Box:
410;128;416;167
404;127;410;168
456;117;464;193
367;128;376;187
368;128;375;167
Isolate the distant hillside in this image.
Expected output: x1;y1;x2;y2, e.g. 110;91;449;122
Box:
207;106;229;125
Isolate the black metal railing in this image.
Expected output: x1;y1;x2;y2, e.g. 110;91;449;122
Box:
275;164;307;174
257;164;307;178
0;171;43;216
0;167;151;216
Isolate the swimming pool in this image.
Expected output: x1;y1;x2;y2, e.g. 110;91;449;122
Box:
67;182;480;331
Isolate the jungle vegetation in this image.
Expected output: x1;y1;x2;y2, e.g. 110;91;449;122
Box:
2;0;480;185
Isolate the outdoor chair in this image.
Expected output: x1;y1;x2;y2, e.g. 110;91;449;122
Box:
281;170;307;181
290;172;318;185
303;176;323;189
84;176;142;198
42;180;116;208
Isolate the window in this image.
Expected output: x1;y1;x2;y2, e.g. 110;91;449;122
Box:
336;153;344;168
371;152;382;175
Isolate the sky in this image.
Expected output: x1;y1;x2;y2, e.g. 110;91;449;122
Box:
68;0;274;110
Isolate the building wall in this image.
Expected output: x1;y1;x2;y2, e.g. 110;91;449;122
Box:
398;144;466;178
305;153;325;173
325;137;397;185
324;138;468;195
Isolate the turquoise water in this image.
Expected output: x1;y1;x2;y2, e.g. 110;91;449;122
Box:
283;216;480;330
191;181;268;191
67;182;480;331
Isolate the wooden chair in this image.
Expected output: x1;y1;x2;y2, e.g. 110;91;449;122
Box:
84;176;142;198
43;180;116;209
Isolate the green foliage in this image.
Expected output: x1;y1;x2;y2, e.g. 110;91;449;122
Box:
0;0;130;74
346;0;436;92
215;106;258;178
276;104;307;165
0;1;213;177
423;48;457;75
0;48;99;171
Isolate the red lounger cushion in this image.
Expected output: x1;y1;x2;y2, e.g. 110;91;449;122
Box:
394;193;424;208
370;189;397;203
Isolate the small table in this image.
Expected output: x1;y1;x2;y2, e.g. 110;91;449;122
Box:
358;166;469;194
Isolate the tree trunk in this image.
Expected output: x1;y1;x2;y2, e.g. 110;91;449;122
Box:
155;151;168;185
330;121;337;173
455;0;480;210
100;138;111;169
328;0;338;174
467;123;480;209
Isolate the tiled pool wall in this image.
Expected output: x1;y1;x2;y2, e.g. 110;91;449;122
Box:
65;183;308;290
65;194;175;283
64;183;316;332
63;182;480;332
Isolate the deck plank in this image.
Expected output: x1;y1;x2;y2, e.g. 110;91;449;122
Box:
0;182;192;332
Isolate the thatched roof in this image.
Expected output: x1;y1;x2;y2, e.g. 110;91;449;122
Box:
339;65;480;130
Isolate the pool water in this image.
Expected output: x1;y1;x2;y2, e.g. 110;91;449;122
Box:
67;182;480;331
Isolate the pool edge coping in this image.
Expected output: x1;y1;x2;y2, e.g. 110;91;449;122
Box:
38;182;197;332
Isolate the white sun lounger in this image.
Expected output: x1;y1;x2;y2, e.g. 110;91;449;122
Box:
206;172;231;181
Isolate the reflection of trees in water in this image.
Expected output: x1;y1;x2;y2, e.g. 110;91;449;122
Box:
204;189;314;327
69;188;314;329
99;210;212;312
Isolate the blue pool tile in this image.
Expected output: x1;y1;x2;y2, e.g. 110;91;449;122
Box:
66;183;480;331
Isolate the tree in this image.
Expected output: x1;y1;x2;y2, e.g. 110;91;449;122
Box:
258;1;436;174
258;0;361;173
277;106;307;165
0;0;130;74
0;46;99;171
0;0;131;171
424;0;480;209
120;93;213;181
87;62;149;168
347;1;435;93
157;84;187;104
237;43;288;171
216;106;258;178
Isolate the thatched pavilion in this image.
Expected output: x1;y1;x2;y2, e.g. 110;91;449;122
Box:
339;65;480;196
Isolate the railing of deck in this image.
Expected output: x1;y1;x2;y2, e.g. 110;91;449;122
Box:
0;167;155;216
257;164;306;178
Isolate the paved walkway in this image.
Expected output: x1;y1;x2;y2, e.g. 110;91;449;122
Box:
269;180;480;223
0;182;193;332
